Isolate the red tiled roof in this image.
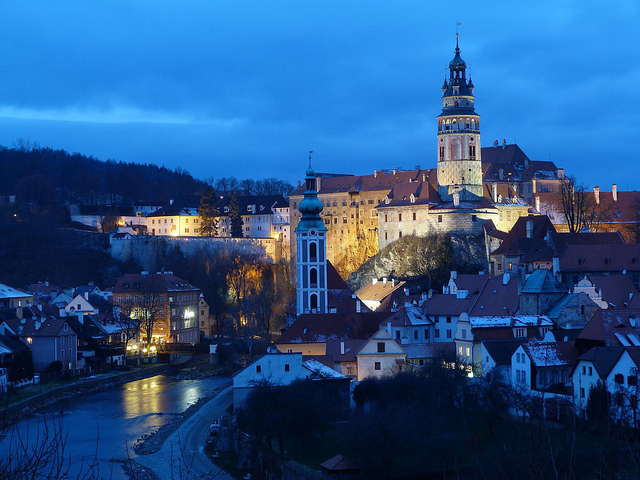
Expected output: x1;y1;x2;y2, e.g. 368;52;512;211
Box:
276;312;389;344
588;275;639;309
492;215;555;256
469;276;520;316
558;244;640;273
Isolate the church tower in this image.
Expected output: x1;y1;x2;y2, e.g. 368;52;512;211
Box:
437;35;483;202
296;160;328;315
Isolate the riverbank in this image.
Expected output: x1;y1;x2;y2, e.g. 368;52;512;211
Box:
2;355;220;421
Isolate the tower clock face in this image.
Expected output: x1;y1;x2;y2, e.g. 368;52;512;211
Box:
309;229;317;236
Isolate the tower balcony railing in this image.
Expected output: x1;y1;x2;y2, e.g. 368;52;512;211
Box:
437;128;480;134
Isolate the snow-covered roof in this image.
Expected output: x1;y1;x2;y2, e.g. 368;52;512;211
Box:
469;315;552;329
0;283;32;300
303;359;347;379
522;341;577;367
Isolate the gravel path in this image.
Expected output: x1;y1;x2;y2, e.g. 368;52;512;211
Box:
134;385;235;480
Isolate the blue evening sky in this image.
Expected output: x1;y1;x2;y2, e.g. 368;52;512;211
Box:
0;1;637;190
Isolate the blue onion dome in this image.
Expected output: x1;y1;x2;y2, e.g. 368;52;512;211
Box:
297;161;327;231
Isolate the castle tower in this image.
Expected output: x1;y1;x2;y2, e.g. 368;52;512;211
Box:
296;160;328;315
437;35;483;202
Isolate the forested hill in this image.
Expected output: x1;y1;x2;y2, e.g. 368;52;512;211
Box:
0;142;208;206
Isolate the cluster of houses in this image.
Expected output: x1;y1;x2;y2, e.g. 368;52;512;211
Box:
0;272;215;391
233;167;640;426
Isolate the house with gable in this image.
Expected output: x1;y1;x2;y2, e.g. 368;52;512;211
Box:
355;328;407;381
601;348;640;426
1;313;77;372
572;346;625;414
512;341;577;396
481;339;523;383
232;352;349;409
575;309;640;354
573;275;640;310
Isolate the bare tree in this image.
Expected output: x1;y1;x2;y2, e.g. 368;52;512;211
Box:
558;176;597;233
113;304;141;365
134;275;166;349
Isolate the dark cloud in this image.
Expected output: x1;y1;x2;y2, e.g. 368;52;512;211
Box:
0;1;638;188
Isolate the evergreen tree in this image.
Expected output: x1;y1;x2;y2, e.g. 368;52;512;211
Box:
198;186;219;236
229;192;244;238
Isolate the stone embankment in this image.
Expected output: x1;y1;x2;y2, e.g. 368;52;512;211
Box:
5;363;175;420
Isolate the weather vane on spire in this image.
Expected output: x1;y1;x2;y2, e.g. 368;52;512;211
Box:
456;22;461;36
308;150;313;167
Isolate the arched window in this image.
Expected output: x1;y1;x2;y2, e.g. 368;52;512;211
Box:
310;294;318;311
310;268;318;287
309;242;317;261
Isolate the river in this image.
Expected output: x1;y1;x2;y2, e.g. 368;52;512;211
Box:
2;374;229;480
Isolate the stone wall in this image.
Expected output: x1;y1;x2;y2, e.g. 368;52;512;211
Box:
111;235;283;271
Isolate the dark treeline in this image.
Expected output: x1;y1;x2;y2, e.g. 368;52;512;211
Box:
0;141;208;206
237;362;640;479
0;141;295;207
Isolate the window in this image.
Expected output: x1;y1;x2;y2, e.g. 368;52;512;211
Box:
629;376;638;386
514;327;526;338
413;212;416;221
384;214;388;222
64;323;68;331
414;330;418;340
61;336;65;346
461;329;466;339
61;349;64;358
398;231;402;238
582;365;586;374
69;348;72;357
342;217;347;224
446;316;452;324
435;330;440;338
438;215;443;223
588;366;593;376
446;330;452;339
398;213;402;222
424;329;429;340
580;387;585;399
615;373;624;384
284;364;290;372
465;347;470;357
458;346;463;356
395;331;401;341
374;362;381;371
377;342;386;353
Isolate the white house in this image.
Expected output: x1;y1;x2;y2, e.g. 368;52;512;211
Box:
355;328;406;381
232;352;347;409
572;346;625;414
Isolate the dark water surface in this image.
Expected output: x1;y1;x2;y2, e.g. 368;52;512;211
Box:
4;374;227;479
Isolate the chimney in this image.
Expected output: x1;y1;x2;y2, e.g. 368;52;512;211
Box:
392;169;397;175
428;289;433;299
494;140;499;148
383;277;387;284
356;300;361;313
37;304;42;311
297;180;301;187
84;291;89;301
16;307;23;319
374;170;378;178
593;186;600;205
169;199;174;205
404;287;409;296
535;196;541;213
526;219;533;238
340;341;345;355
492;183;498;203
45;280;49;287
77;312;84;325
35;320;41;330
453;191;460;207
372;278;378;285
315;177;322;191
391;279;395;287
558;168;565;180
386;321;392;334
502;139;506;149
612;184;618;202
498;168;504;181
415;165;421;171
422;173;426;182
